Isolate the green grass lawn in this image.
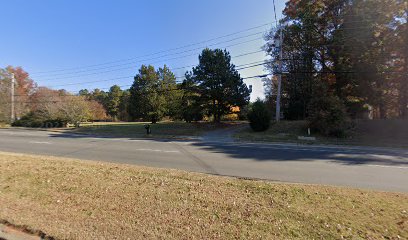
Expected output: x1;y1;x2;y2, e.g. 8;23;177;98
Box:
234;119;408;148
234;121;316;144
72;121;240;139
0;151;407;239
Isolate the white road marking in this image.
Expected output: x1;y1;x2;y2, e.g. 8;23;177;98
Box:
333;153;402;160
89;138;147;142
29;141;52;145
366;164;408;170
135;148;180;153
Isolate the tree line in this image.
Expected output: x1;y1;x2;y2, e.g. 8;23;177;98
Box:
262;0;406;135
0;66;108;127
0;49;250;126
79;49;250;123
2;0;405;136
264;0;406;119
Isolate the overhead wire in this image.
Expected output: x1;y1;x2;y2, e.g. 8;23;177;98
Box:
33;31;266;78
7;15;401;104
30;21;277;75
36;36;265;81
42;50;266;88
10;73;273;103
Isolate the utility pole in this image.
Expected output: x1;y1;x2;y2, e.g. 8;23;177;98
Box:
275;26;283;122
10;73;15;122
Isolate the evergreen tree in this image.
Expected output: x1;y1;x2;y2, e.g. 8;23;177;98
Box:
264;0;407;120
78;89;90;98
118;90;131;121
157;65;182;119
187;48;250;122
129;65;166;123
106;85;123;121
180;73;204;122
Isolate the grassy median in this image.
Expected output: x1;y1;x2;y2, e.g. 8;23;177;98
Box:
0;151;407;239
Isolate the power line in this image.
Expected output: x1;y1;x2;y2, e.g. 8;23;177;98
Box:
243;74;271;80
36;32;382;82
30;21;276;75
278;70;407;74
15;55;403;94
12;52;404;93
34;31;266;79
10;74;272;103
47;76;134;88
9;66;406;103
42;50;265;88
32;25;389;81
272;0;278;28
28;17;386;76
36;36;265;81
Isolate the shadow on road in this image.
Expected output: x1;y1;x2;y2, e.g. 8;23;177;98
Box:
190;141;408;167
43;129;408;168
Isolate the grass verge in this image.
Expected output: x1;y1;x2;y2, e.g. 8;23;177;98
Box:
234;121;308;143
235;119;408;148
71;121;241;139
0;151;407;239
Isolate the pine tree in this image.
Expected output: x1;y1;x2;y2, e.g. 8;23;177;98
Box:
188;48;250;122
129;65;166;123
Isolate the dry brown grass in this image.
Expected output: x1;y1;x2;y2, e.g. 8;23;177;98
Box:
0;151;407;239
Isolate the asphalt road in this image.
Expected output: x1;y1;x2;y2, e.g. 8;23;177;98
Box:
1;128;407;192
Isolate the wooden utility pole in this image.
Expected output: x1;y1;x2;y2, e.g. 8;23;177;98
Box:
275;26;283;122
10;73;15;122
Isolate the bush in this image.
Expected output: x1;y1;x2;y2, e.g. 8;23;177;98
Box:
222;113;239;121
238;104;251;120
12;112;43;127
183;105;204;123
247;100;271;132
42;119;68;128
12;112;67;128
307;93;351;137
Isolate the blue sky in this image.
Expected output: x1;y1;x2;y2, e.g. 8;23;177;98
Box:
0;0;286;101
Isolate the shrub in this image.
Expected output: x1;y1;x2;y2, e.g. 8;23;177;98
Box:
307;93;351;137
183;105;204;123
12;112;42;127
42;119;68;128
12;112;67;128
247;100;271;132
222;113;239;121
238;104;251;120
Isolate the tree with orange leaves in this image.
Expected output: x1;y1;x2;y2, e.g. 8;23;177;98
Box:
6;66;36;119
